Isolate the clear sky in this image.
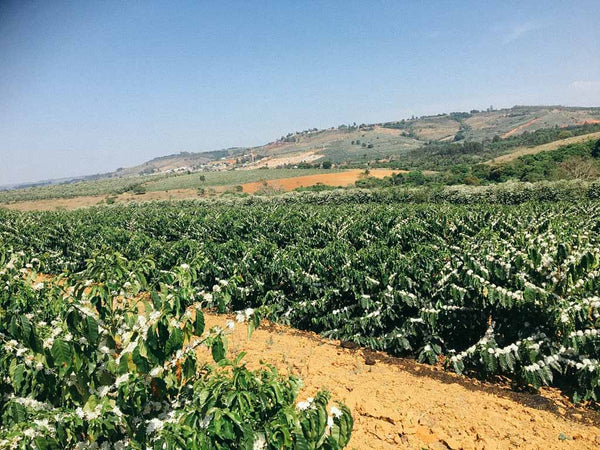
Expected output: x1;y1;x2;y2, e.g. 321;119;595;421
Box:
1;0;599;185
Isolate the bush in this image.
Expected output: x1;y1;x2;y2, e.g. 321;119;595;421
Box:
131;184;147;195
0;252;353;448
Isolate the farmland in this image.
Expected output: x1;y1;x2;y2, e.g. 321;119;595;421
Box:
2;113;600;449
0;169;337;205
143;169;342;192
5;0;600;446
1;186;600;446
4;108;600;214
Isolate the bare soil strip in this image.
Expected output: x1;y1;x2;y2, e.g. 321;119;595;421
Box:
202;312;600;449
241;169;402;193
502;118;541;138
485;131;600;165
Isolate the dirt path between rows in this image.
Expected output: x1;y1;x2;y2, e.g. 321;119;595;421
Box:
203;312;600;449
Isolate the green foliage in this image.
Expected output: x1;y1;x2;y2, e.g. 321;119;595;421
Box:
484;140;599;183
592;139;600;158
294;183;339;193
2;181;600;412
131;184;148;195
0;252;352;448
377;124;600;172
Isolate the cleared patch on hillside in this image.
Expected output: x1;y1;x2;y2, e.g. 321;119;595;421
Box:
485;131;600;165
201;312;600;449
410;117;461;141
249;151;323;168
502;117;541;138
242;169;401;193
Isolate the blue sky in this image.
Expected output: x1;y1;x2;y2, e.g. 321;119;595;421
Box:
1;0;599;185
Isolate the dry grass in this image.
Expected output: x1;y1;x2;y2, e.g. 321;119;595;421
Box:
249;151;323;168
485;131;600;165
411;118;460;141
1;188;207;211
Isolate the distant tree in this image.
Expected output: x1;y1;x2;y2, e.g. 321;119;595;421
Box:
454;132;465;141
407;171;426;185
592;139;600;158
198;175;206;182
558;130;573;139
321;160;333;169
492;134;502;142
463;175;480;185
132;184;146;195
557;156;600;180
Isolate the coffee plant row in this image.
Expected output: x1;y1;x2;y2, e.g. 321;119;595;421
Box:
1;199;599;407
0;252;353;448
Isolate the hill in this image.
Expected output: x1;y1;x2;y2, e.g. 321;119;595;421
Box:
120;105;600;174
2;105;600;207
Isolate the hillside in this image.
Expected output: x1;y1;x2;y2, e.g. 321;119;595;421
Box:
2;105;600;206
485;131;600;164
64;105;600;179
117;105;600;175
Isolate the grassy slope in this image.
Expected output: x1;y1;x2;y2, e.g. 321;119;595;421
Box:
463;106;600;141
485;131;600;165
0;174;165;203
254;107;600;165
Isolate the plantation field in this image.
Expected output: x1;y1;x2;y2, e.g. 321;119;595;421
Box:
2;192;600;447
0;169;347;210
0;169;339;205
463;107;600;142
